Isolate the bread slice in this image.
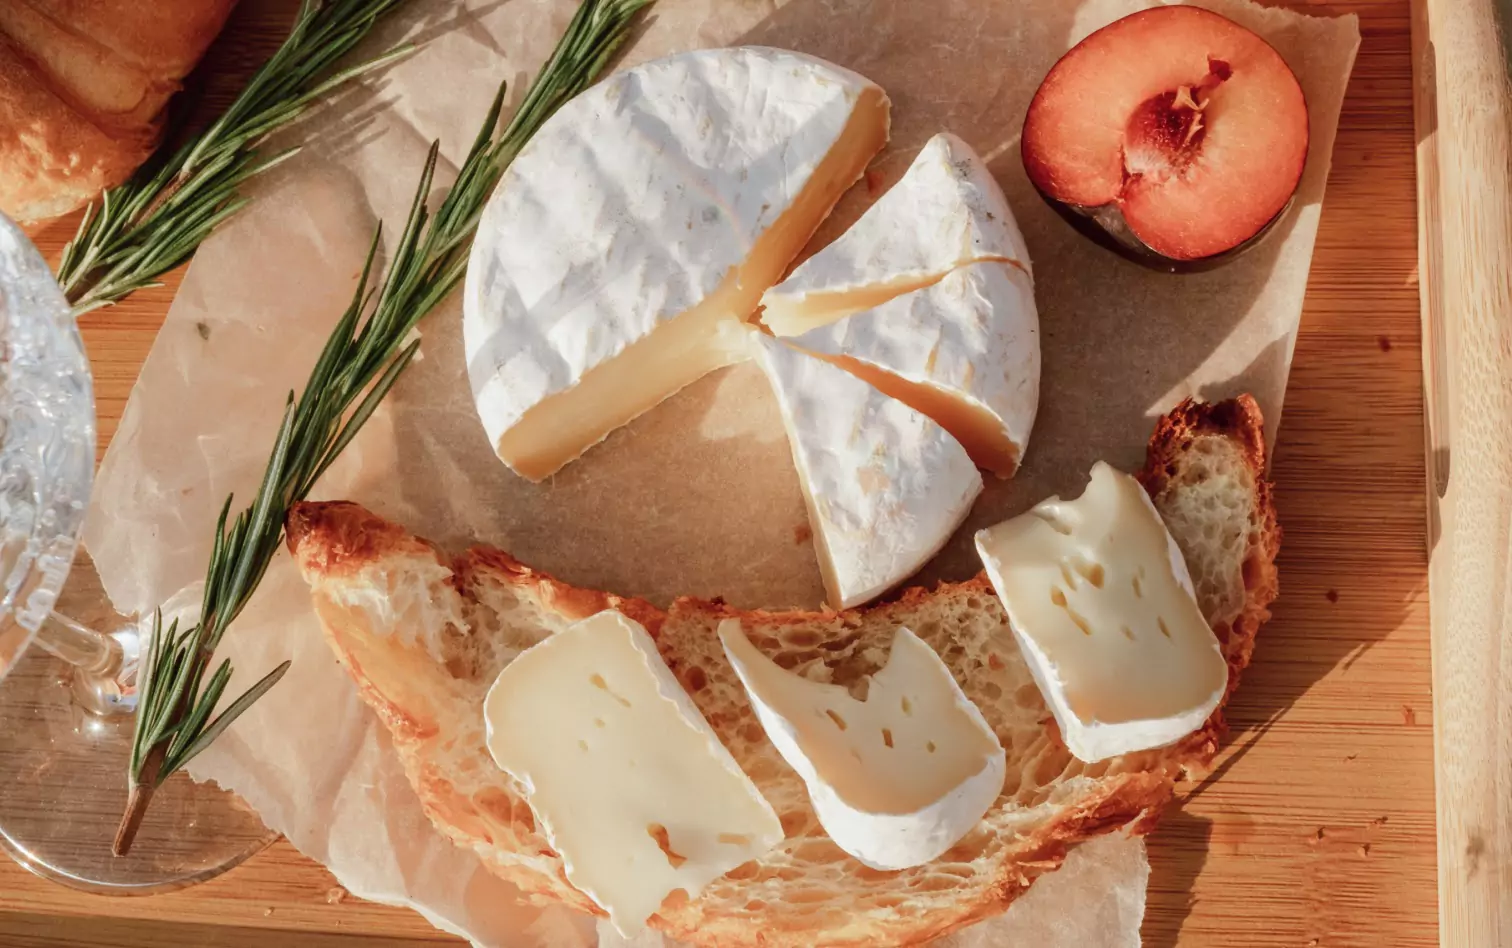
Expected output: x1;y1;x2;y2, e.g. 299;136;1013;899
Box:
286;395;1279;947
0;0;236;221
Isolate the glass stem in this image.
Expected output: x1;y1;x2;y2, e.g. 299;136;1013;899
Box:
33;610;124;676
31;611;138;716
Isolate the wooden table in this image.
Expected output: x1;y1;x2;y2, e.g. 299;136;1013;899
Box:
0;0;1435;945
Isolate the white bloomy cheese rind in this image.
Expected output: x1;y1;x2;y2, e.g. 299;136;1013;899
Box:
750;332;982;610
464;47;890;481
784;261;1039;478
483;610;783;937
761;131;1031;336
719;620;1005;871
974;462;1228;763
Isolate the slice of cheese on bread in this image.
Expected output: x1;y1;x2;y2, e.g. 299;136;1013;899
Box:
720;619;1005;871
977;462;1230;762
288;396;1278;948
485;610;784;936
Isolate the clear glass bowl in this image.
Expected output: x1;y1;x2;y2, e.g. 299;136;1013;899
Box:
0;214;278;893
0;214;95;677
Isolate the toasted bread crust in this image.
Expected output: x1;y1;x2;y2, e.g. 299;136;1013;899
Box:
288;501;668;639
0;0;236;221
461;546;667;638
288;502;630;916
287;501;441;576
287;396;1280;946
1140;394;1281;761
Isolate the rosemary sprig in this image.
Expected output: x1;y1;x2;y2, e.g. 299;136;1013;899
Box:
113;0;655;857
57;0;413;318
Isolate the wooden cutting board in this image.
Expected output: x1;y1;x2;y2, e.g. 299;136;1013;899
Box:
0;0;1437;945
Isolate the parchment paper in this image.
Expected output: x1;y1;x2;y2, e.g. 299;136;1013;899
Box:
81;0;1358;944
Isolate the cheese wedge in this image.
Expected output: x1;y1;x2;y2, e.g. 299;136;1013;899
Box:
464;47;891;481
783;261;1039;478
761;132;1030;336
974;462;1228;763
719;619;1005;871
750;332;982;609
483;610;783;936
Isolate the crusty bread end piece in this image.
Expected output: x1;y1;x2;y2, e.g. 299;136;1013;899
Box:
1139;394;1279;711
286;395;1279;947
0;0;237;222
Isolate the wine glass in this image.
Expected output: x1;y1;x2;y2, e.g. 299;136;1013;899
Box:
0;212;278;893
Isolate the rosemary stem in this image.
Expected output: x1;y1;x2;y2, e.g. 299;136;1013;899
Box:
57;0;410;317
111;0;653;854
113;748;166;856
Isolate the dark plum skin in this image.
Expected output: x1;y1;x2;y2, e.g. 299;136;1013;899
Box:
1033;188;1296;274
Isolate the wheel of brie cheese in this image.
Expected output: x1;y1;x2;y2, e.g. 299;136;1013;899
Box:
464;48;1041;610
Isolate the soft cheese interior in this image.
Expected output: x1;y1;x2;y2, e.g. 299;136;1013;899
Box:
786;261;1039;477
750;331;982;610
483;610;783;936
464;47;890;481
759;131;1033;337
974;462;1229;762
719;619;1005;871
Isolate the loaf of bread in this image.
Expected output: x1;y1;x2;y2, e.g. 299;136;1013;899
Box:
0;0;237;222
286;395;1279;947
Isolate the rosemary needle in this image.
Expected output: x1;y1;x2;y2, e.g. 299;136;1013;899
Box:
114;0;655;857
57;0;412;318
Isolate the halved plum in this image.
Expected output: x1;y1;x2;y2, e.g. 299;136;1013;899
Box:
1022;5;1309;270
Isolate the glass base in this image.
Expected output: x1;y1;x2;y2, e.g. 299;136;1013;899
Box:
0;562;278;894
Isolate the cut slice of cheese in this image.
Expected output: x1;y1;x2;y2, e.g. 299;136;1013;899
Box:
464;47;891;481
719;619;1005;871
761;132;1030;337
974;462;1228;763
750;331;982;610
483;610;783;936
783;261;1039;478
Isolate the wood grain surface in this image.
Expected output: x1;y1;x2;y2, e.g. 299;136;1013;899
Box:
0;0;1435;945
1413;0;1512;943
